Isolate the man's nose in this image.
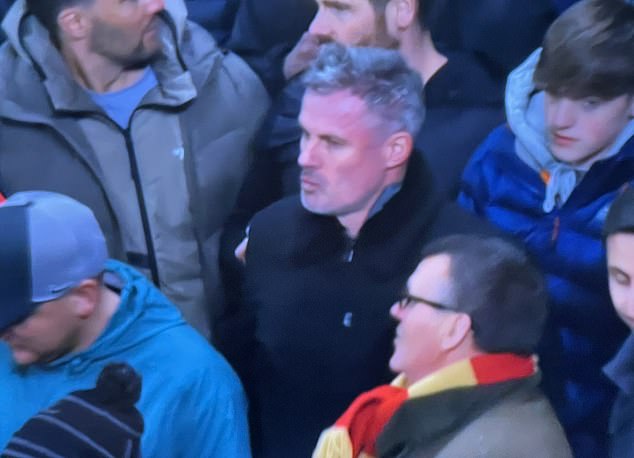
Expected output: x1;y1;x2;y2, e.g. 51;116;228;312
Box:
298;137;321;168
144;0;165;14
307;11;333;41
549;98;575;129
390;301;403;320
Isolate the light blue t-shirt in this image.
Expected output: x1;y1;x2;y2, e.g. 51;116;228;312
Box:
88;67;158;129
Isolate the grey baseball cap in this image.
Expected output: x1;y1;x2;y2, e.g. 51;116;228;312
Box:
0;191;108;332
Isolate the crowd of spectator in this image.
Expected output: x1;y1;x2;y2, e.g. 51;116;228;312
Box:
0;0;632;457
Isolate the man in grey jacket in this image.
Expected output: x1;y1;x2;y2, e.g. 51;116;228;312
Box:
0;0;269;337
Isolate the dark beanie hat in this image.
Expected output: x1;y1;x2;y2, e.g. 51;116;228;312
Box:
2;363;144;458
604;187;634;238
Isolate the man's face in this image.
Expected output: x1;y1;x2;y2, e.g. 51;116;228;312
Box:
0;296;82;366
607;232;634;330
308;0;398;48
545;93;634;165
85;0;165;67
298;89;392;225
389;254;458;382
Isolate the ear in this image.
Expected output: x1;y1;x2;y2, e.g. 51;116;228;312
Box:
628;95;634;118
440;313;472;351
383;131;413;168
68;279;100;319
57;6;91;41
391;0;417;30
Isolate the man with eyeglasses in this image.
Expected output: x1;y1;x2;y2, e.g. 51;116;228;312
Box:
313;234;571;458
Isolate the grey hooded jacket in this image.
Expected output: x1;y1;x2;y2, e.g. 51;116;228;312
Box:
0;0;268;336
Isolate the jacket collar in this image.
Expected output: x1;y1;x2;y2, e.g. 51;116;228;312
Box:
0;1;205;117
288;152;441;270
604;333;634;396
377;373;541;457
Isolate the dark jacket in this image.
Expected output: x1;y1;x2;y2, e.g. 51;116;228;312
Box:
429;0;557;79
377;376;571;458
185;0;240;46
241;154;496;457
216;50;504;325
227;0;317;95
604;334;634;458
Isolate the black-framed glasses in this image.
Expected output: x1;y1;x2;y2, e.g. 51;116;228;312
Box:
396;293;455;312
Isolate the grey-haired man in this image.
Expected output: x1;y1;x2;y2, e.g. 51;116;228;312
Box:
238;43;495;458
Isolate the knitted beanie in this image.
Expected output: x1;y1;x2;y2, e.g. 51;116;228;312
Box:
2;363;144;458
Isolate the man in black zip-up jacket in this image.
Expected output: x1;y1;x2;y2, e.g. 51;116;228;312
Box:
237;43;495;458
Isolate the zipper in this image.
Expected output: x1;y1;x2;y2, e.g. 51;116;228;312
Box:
123;127;160;287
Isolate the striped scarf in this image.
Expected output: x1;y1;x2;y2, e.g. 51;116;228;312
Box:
312;353;537;458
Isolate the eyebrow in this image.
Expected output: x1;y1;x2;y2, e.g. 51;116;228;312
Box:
608;266;631;278
321;0;351;9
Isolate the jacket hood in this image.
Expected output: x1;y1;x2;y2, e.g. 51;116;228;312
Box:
505;48;634;212
505;48;550;172
2;0;189;62
42;260;186;371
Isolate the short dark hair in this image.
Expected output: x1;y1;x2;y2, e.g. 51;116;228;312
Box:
604;187;634;238
26;0;94;42
533;0;634;99
420;234;548;355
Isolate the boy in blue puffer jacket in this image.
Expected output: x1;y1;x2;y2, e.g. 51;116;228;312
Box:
458;1;634;456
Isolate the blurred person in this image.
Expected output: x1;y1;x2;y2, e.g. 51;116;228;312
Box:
313;235;571;458
603;187;634;458
0;0;268;337
458;0;634;455
0;191;251;457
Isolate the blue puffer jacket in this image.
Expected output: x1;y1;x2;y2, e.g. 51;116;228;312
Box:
458;51;634;458
460;124;633;457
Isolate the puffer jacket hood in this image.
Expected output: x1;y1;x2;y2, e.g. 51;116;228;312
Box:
505;48;634;212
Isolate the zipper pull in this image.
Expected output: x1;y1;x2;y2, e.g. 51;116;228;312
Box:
551;216;561;244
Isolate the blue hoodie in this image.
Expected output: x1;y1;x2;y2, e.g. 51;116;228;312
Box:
0;260;251;457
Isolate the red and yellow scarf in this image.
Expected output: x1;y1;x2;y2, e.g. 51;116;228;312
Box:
312;353;537;458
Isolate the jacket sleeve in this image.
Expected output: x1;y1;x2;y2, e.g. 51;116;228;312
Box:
176;364;252;458
456;128;501;216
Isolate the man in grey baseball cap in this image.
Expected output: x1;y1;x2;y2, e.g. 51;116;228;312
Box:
0;191;251;456
0;191;108;335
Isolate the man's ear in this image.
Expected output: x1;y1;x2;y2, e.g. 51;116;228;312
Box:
57;6;90;41
391;0;418;30
384;131;413;168
440;313;472;351
69;279;100;319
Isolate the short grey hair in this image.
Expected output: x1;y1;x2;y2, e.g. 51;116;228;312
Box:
302;43;425;137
